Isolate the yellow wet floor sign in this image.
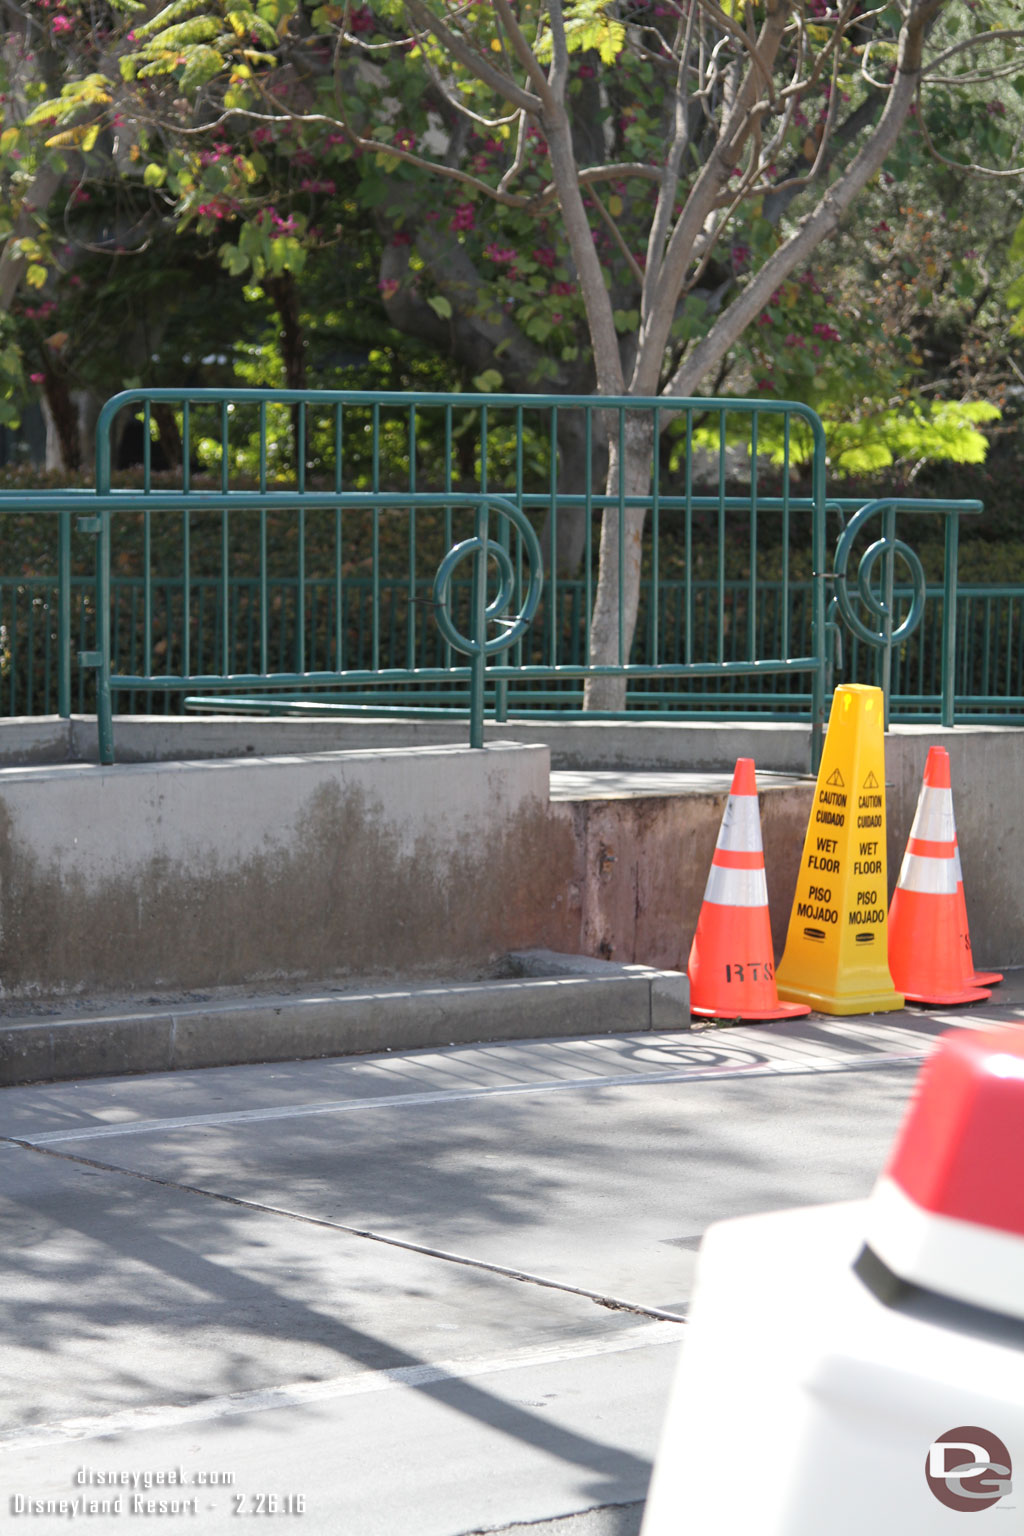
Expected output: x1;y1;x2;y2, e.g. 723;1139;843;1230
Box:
775;684;904;1015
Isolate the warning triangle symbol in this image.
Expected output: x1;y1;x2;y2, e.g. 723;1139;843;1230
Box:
826;769;845;788
863;770;879;789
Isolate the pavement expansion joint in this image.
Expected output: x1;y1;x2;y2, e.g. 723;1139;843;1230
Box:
1;1135;689;1326
456;1501;644;1536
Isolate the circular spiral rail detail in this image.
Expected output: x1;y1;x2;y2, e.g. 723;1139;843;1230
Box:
832;501;928;650
432;496;544;658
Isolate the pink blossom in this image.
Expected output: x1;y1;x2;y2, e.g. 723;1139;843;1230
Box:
450;204;475;232
812;322;840;343
29;372;45;385
300;178;335;195
349;6;374;32
550;281;576;297
50;13;73;32
533;247;556;268
197;200;235;220
485;244;517;263
252;127;275;146
378;278;399;300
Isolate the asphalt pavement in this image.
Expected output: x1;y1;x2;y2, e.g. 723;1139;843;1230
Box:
2;979;1023;1536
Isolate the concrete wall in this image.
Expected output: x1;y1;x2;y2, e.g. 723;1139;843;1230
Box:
0;714;817;773
0;718;1018;1000
0;743;578;998
884;728;1020;976
554;730;1019;976
550;782;813;971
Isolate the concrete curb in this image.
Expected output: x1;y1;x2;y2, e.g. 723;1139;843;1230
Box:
0;952;691;1087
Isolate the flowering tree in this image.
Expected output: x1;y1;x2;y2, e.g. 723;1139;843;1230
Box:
6;0;1024;699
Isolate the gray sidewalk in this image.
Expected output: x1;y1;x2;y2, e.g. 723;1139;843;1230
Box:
2;983;1022;1535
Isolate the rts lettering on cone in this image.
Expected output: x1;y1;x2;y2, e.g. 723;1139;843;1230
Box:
687;757;809;1022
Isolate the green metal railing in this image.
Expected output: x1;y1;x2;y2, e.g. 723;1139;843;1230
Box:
6;573;1024;723
0;387;997;762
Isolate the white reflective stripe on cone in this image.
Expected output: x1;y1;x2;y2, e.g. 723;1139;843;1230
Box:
867;1175;1024;1323
716;795;763;854
908;784;955;844
897;849;958;896
702;862;769;908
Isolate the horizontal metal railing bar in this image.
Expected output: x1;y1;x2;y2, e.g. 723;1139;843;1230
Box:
112;655;823;692
0;490;984;515
0;490;532;514
184;699;820;722
96;385;828;415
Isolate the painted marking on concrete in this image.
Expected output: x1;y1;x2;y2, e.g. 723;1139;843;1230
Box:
0;1321;684;1453
16;1050;926;1146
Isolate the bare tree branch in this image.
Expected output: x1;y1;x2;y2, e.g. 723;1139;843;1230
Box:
401;0;542;115
923;27;1024;76
663;0;947;397
915;83;1024;178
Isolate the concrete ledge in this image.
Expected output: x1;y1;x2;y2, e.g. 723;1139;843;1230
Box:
0;715;818;773
505;948;690;1031
0;951;692;1086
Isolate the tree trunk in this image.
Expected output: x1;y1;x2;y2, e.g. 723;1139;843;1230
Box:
540;410;608;577
264;273;307;466
582;414;653;711
152;402;183;471
40;369;82;471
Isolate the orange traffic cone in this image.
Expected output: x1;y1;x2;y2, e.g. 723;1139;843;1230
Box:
954;833;1003;988
888;747;992;1005
688;759;810;1021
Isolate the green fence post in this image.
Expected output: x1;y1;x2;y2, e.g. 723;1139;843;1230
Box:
57;508;71;719
470;501;488;749
942;510;960;728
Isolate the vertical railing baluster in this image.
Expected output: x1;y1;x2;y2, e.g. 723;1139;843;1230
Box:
335;403;344;671
748;412;758;661
716;408;726;666
57;508;70;717
371;401;380;673
942;510;960;727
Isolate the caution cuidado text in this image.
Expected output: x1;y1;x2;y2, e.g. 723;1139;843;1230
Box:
775;684;903;1015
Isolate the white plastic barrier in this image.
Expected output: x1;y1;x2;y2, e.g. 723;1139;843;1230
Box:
641;1025;1024;1534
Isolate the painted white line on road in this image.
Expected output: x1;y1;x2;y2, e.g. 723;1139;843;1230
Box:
16;1050;926;1146
0;1321;684;1453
